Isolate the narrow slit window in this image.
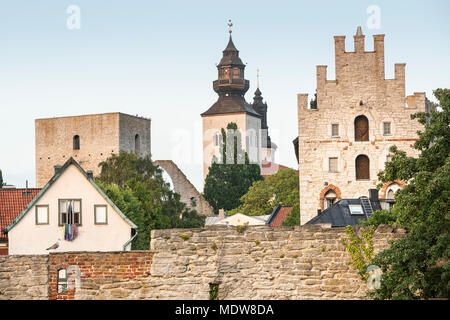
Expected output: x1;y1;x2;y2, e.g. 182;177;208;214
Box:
331;124;339;137
57;269;68;293
73;135;80;150
383;122;391;136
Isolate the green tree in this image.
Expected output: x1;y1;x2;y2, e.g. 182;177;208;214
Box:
361;210;397;227
228;168;300;225
0;169;3;188
368;89;450;300
96;151;205;249
203;123;263;213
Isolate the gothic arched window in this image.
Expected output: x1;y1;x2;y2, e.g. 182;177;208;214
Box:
135;134;140;154
354;115;369;141
356;155;370;180
73;135;80;150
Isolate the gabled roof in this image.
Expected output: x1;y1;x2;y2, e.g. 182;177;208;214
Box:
261;161;298;178
306;198;383;227
2;157;137;235
0;188;41;239
266;205;293;227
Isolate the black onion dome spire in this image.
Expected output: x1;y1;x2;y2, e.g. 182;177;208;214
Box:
252;87;272;148
218;35;244;67
201;29;260;118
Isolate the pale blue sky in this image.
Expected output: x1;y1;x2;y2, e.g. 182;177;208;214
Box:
0;0;449;191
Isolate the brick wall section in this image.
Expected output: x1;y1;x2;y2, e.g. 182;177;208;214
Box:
48;251;152;300
0;255;48;300
0;225;406;300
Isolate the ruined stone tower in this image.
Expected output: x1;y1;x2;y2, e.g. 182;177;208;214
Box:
297;27;426;225
35;112;151;187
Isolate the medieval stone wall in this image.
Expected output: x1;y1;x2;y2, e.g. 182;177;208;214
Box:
153;160;213;216
0;255;48;299
0;225;406;300
297;31;426;224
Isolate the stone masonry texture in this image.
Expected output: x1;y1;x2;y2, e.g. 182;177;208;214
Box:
297;31;426;224
35;112;151;187
153;160;213;216
0;225;406;300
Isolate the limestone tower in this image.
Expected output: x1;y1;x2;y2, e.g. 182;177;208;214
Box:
297;27;426;225
35;112;151;187
201;23;276;182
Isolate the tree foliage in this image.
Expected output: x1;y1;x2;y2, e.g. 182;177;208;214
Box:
203;123;263;213
368;89;450;300
228;168;300;225
96;151;205;250
0;169;3;188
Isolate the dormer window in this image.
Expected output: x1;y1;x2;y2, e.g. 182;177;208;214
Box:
73;135;80;150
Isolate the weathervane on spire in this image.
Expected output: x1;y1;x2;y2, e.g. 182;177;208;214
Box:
228;20;233;34
257;68;260;88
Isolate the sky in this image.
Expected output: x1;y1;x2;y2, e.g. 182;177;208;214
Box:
0;0;449;192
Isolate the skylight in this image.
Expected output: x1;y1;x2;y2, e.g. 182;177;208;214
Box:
349;205;364;215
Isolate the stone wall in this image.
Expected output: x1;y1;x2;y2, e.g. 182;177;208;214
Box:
297;29;425;224
0;255;48;300
153;160;213;216
0;225;406;300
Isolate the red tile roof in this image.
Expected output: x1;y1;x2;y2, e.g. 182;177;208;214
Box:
0;188;41;239
269;206;293;227
261;161;299;178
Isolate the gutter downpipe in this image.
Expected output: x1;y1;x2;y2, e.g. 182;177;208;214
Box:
123;229;138;251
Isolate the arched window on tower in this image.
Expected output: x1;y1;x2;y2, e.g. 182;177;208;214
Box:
135;134;140;154
73;135;80;150
356;155;370;180
354;115;369;141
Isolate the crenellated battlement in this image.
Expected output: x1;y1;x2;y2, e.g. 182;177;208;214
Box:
296;28;426;224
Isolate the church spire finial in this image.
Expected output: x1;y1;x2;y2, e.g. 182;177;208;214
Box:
228;19;233;34
256;68;260;88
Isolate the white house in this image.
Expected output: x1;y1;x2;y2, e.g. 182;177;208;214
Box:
207;213;270;226
4;158;137;255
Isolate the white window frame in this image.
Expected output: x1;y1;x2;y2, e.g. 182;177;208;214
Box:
94;205;108;225
35;205;49;225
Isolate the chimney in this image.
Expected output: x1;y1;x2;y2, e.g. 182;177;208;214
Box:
369;189;379;202
86;170;94;179
54;165;63;175
218;209;226;219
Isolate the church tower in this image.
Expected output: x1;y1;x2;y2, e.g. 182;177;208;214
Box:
251;86;277;162
201;22;269;182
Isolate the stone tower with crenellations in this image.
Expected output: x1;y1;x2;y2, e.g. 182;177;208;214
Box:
297;27;427;225
35;112;151;187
